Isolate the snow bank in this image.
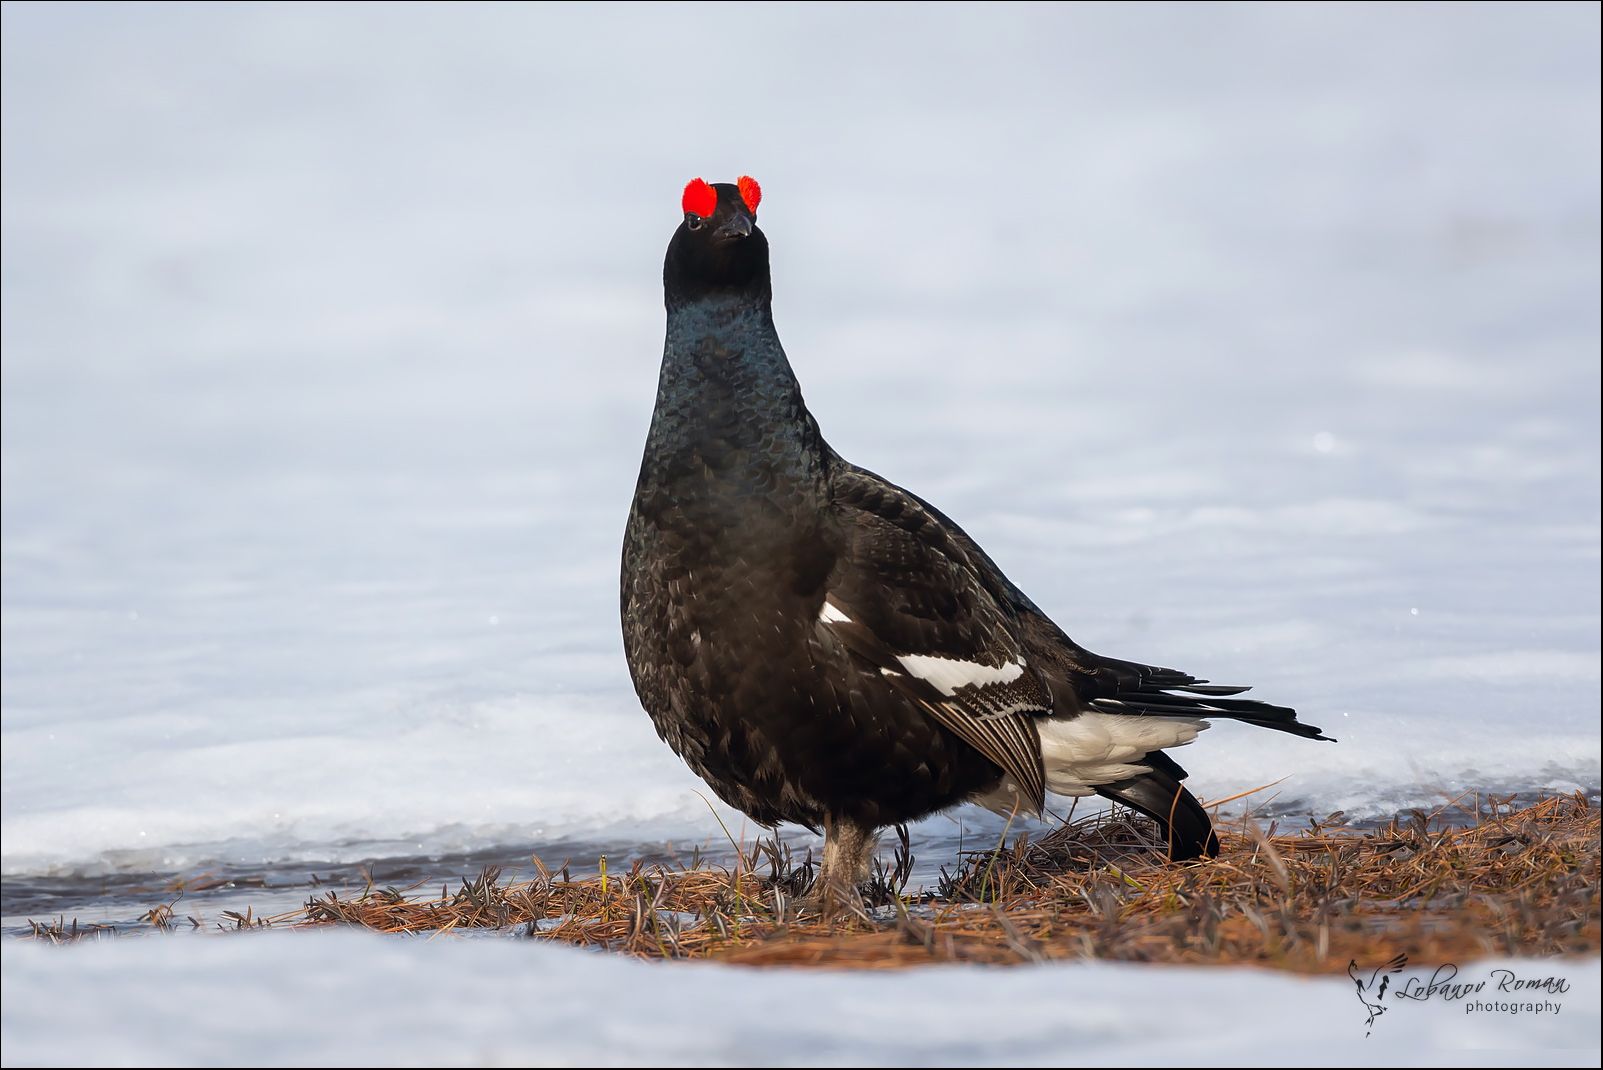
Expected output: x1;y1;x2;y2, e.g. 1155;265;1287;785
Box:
2;935;1597;1067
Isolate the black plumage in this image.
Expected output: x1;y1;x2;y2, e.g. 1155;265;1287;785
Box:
621;178;1330;898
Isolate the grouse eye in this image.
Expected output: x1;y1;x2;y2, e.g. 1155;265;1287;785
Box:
685;214;704;231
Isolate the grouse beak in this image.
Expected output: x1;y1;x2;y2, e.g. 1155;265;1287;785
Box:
714;214;753;242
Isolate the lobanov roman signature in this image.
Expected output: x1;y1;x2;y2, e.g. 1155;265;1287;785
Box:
1348;954;1407;1036
1394;965;1573;1002
1351;959;1574;1035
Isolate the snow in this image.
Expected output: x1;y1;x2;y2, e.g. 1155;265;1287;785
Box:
2;935;1598;1067
4;3;1596;880
0;3;1598;1061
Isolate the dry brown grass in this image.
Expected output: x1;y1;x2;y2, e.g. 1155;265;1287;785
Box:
280;791;1599;972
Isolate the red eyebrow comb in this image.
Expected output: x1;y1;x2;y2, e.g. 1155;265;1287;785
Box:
682;178;717;218
737;175;761;214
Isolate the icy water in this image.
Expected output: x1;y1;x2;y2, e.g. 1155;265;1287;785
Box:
1;837;669;940
3;0;1598;975
0;813;1033;937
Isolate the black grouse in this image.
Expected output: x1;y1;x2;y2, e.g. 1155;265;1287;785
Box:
622;176;1330;903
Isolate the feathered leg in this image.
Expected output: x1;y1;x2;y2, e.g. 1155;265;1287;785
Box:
810;814;876;917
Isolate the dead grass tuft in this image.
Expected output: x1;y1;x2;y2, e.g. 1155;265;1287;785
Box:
275;790;1600;971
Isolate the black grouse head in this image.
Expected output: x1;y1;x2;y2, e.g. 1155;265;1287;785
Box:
663;176;770;309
